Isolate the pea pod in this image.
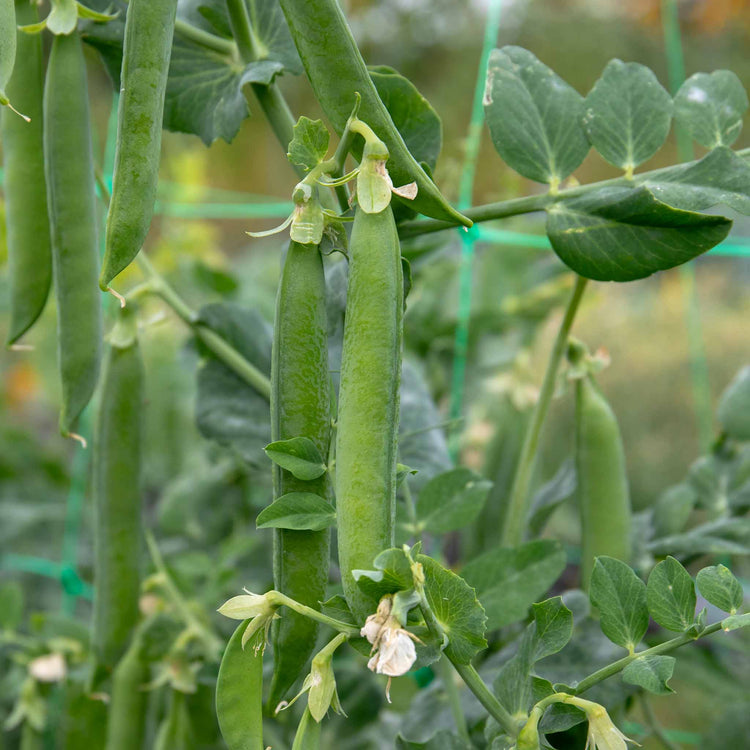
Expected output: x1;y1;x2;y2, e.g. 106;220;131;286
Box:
92;306;144;673
268;240;332;709
0;0;16;109
43;32;102;437
100;0;178;290
216;622;264;750
277;0;471;228
335;205;403;621
154;690;192;750
575;373;632;590
105;628;149;750
2;0;52;346
292;707;321;750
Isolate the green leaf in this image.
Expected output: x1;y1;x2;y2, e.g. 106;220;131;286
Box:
353;548;414;602
195;304;272;466
417;555;487;664
247;0;302;75
646;557;696;632
647;517;750;557
622;654;675;695
416;468;491;533
546;186;731;282
461;541;566;630
370;66;442;172
527;458;576;535
721;613;750;632
396;730;470;750
264;437;326;480
583;60;672;171
531;597;573;661
484;46;589;185
0;582;24;630
589;557;649;652
651;483;696;538
256;492;334;531
287;117;330;171
320;595;357;627
642;147;750;216
696;565;743;614
674;70;749;148
717;366;750;441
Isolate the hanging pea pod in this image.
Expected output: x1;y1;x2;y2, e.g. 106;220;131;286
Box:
267;238;332;710
92;305;144;674
291;707;321;750
277;0;471;227
3;0;52;346
0;0;16;111
335;200;403;621
43;32;102;439
100;0;178;290
154;691;193;750
569;341;632;590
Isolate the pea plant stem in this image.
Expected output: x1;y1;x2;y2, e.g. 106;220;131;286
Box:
173;19;237;57
573;621;722;695
265;591;360;638
500;275;588;546
437;656;471;743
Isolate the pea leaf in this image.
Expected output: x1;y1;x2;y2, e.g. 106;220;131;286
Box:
718;366;750;441
721;613;750;632
256;492;334;531
416;468;492;533
264;437;326;480
461;540;566;630
647;517;750;557
651;483;697;538
370;66;442;172
195;304;272;466
583;60;672;171
674;70;749;148
696;565;743;614
531;597;574;661
484;46;589;185
642;146;750;216
546;186;731;282
527;458;576;535
353;548;414;602
417;555;487;664
622;654;675;695
287;117;330;171
589;557;648;652
646;557;696;632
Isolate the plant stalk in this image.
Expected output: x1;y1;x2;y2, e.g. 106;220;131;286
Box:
173;19;237;57
500;275;588;546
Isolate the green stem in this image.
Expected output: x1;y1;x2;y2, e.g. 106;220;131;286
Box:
136;253;272;400
438;656;471;743
573;622;722;695
500;275;588;546
401;474;418;536
266;591;360;638
397;146;750;239
641;693;683;750
173;19;237;57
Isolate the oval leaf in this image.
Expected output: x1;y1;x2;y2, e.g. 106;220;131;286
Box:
646;556;696;632
622;654;675;695
484;46;589;186
264;437;326;480
416;468;492;533
674;70;749;148
696;564;743;614
583;60;672;171
589;557;648;652
546;186;731;282
256;492;335;531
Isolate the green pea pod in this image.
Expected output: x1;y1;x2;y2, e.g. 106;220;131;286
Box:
154;691;192;750
291;706;321;750
2;0;52;346
335;206;403;621
576;374;632;590
43;32;102;437
216;621;264;750
92;306;144;673
277;0;471;228
0;0;16;108
100;0;178;290
268;241;332;709
105;628;149;750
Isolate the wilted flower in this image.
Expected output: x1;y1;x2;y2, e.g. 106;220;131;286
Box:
582;701;638;750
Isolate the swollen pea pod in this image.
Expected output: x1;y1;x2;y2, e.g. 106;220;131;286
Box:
2;0;52;346
268;240;332;710
216;622;264;750
0;0;16;109
575;369;632;590
105;627;149;750
43;33;102;438
92;305;144;674
100;0;178;291
335;205;403;621
277;0;471;228
154;691;192;750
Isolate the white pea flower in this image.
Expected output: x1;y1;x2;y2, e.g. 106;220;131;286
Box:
366;627;417;677
584;702;638;750
29;653;66;683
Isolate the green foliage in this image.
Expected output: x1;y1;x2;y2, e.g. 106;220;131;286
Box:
287;117;330;171
255;492;335;531
264;437;327;480
717;366;750;441
415;468;491;533
646;557;696;632
621;654;675;695
696;565;743;614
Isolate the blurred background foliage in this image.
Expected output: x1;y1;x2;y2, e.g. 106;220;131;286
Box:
1;0;749;747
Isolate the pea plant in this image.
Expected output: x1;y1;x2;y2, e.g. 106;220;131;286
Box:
1;0;749;748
